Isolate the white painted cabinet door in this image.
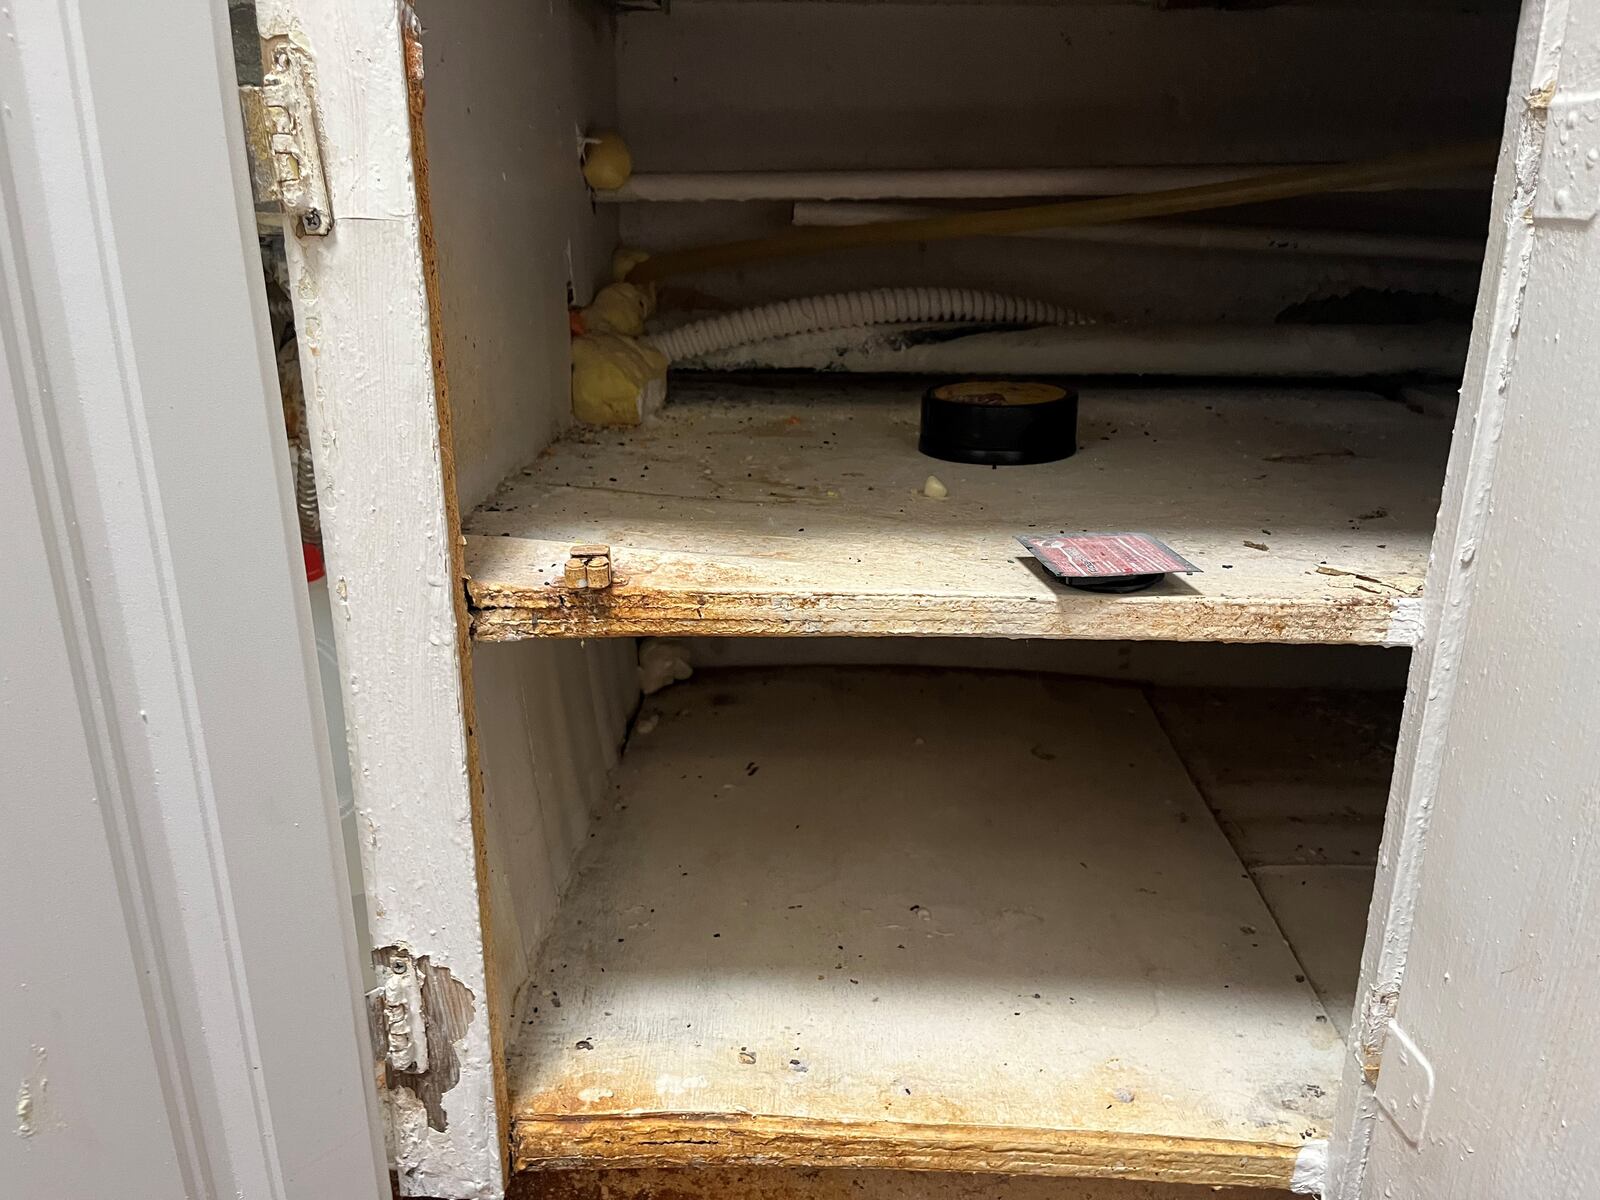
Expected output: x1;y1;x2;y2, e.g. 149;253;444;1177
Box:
1330;1;1600;1197
0;2;387;1198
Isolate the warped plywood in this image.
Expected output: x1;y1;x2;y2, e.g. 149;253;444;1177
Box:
466;379;1449;644
506;669;1344;1188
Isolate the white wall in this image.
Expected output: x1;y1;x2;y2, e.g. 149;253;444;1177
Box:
612;1;1516;320
616;3;1514;172
420;0;620;509
471;639;638;1015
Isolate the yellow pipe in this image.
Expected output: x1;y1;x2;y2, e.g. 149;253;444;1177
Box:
626;142;1496;284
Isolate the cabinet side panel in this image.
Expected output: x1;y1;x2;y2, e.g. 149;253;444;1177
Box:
409;0;638;1097
473;640;638;1015
414;0;619;511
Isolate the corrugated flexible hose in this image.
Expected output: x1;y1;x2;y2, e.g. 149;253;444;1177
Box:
645;287;1092;363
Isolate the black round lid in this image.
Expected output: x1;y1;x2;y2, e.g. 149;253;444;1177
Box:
919;380;1078;466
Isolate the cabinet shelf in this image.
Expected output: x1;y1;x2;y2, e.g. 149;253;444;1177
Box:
466;378;1448;644
506;669;1344;1188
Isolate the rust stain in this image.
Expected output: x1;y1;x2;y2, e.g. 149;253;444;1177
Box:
463;533;1419;645
509;1111;1302;1190
467;585;1405;646
508;1167;1273;1200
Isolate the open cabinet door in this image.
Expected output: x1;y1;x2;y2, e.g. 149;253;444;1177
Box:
1;1;387;1197
1330;1;1600;1196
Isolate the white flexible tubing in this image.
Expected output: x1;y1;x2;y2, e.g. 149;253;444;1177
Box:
645;287;1091;363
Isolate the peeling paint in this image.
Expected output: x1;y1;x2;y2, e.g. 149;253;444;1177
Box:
1290;1139;1328;1194
15;1081;34;1138
15;1048;45;1139
372;947;478;1133
1383;598;1426;648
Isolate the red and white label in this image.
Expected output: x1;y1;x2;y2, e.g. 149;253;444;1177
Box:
1018;533;1200;579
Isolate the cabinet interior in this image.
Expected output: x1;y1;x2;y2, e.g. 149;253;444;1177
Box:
410;0;1516;1188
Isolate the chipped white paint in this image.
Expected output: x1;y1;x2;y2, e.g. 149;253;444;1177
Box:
1290;1141;1328;1195
254;0;500;1194
1329;1;1600;1196
1382;597;1426;648
14;1049;43;1139
411;4;640;1161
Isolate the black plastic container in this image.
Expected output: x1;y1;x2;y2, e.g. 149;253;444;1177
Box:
918;380;1079;466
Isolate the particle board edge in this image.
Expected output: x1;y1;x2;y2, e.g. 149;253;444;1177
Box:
465;536;1414;646
510;1113;1304;1189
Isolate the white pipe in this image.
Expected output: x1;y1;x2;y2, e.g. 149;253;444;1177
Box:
680;323;1468;378
791;202;1482;264
645;287;1093;363
597;167;1488;204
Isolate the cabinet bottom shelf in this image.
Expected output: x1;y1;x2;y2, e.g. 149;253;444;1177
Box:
506;668;1356;1189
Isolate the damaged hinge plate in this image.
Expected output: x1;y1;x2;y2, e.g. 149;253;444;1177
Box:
239;39;332;235
370;949;429;1074
1373;1018;1435;1146
1534;91;1600;222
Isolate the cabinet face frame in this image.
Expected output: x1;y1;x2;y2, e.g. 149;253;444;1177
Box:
254;0;508;1195
260;0;1598;1197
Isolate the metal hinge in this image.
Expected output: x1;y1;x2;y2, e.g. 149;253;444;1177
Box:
239;39;332;235
369;949;428;1074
